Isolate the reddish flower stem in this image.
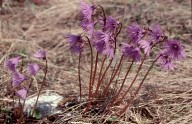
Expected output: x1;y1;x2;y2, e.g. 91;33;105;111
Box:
92;56;106;98
95;58;113;97
113;61;123;90
78;52;82;103
91;52;99;86
110;60;134;107
85;52;99;112
83;36;93;101
83;36;94;114
102;55;124;97
120;54;147;102
119;55;160;116
32;58;48;116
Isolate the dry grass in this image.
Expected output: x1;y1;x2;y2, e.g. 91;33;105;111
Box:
0;0;192;123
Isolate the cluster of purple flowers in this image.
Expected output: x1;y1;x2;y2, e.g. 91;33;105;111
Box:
66;1;185;71
66;1;186;116
5;49;46;100
67;1;120;58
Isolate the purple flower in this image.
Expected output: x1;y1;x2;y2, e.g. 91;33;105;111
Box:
128;23;145;44
70;45;84;53
103;45;115;58
5;57;20;72
92;31;113;53
34;49;46;60
81;1;95;22
158;53;175;71
121;43;141;62
16;87;28;100
66;34;84;53
12;72;26;88
94;31;110;44
162;61;175;71
150;24;164;42
163;39;185;60
104;16;119;33
28;63;40;76
93;40;105;53
82;22;95;36
138;40;153;56
66;34;81;45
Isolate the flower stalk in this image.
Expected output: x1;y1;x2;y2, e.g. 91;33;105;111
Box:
32;58;48;116
119;55;161;116
102;55;124;97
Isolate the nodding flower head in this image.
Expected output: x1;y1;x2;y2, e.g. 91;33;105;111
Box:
66;34;84;53
163;39;185;60
93;31;114;54
138;40;153;56
103;45;115;58
104;16;119;33
150;24;164;42
81;1;95;22
93;40;105;53
28;63;40;76
128;23;145;44
5;56;20;72
158;52;175;71
34;49;46;60
81;21;95;36
16;87;28;100
12;72;26;88
121;43;141;62
94;31;110;44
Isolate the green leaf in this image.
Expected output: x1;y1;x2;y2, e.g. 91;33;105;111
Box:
34;108;41;119
109;116;118;121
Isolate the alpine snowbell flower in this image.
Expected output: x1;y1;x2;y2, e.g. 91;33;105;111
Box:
121;43;141;62
93;40;105;53
81;1;95;22
5;57;20;72
158;53;175;71
94;31;110;44
85;22;95;36
163;39;185;60
34;49;46;60
66;34;84;53
139;40;153;56
128;23;145;44
93;31;112;54
28;63;40;76
12;72;26;88
16;87;28;100
103;45;115;58
105;16;119;33
150;24;164;42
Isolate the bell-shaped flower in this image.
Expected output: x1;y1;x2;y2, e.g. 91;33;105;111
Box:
163;39;185;60
66;34;84;53
157;52;175;71
103;45;115;58
28;63;40;76
16;87;28;100
12;71;26;88
5;57;20;72
138;40;153;56
128;23;145;44
103;16;119;33
149;24;164;42
34;49;46;60
121;43;141;62
81;1;95;22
